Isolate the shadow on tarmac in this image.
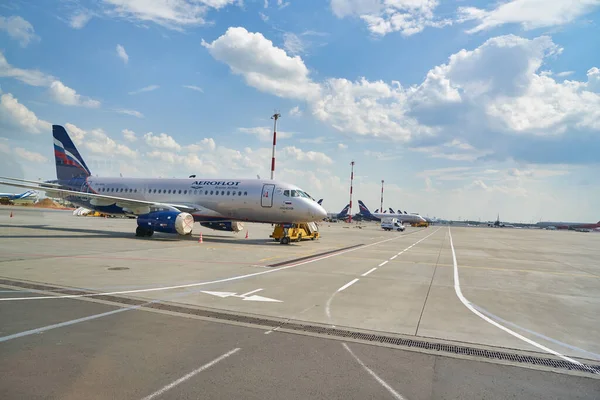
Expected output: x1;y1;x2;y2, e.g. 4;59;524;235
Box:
0;224;293;246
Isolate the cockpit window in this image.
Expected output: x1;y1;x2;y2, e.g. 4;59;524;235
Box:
283;190;290;197
291;190;299;197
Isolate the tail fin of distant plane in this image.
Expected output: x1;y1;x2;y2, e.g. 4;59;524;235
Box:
53;125;91;181
358;200;372;215
317;199;323;205
397;210;401;214
389;208;394;214
375;209;379;213
404;211;408;214
337;204;350;217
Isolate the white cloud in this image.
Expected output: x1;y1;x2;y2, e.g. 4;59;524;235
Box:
238;126;293;142
259;12;269;22
314;77;430;140
144;132;182;151
64;123;137;158
555;71;574;78
186;138;216;152
69;11;93;29
128;85;159;95
207;28;600;164
49;81;101;108
458;0;600;33
0;52;100;108
122;128;137;142
64;123;88;145
102;0;237;30
283;32;305;55
0;51;53;86
0;93;51;134
116;44;129;64
282;146;333;165
330;0;451;36
338;143;348;150
14;147;47;163
182;85;204;92
0;16;39;47
289;106;302;116
85;128;137;157
115;108;144;118
202;27;321;100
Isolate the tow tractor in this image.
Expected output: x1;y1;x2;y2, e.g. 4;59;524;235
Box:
270;222;320;244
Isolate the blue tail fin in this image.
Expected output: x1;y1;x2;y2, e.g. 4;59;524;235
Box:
389;208;394;214
397;209;402;214
358;200;371;215
53;125;91;180
337;204;350;217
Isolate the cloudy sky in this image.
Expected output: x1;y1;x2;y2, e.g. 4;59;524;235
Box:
0;0;599;223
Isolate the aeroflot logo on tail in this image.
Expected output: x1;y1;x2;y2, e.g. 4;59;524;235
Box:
191;180;241;188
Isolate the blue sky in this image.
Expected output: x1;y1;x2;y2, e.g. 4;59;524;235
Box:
1;0;599;222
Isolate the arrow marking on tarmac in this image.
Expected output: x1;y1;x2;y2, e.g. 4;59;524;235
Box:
200;289;282;303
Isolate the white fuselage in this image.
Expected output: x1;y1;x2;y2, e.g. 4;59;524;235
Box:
373;212;426;224
71;177;327;223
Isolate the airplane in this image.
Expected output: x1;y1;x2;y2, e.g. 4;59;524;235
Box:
0;190;39;204
536;220;600;230
358;200;427;224
325;203;350;221
0;125;327;238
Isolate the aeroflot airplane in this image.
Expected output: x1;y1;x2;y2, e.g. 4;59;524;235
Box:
358;200;427;224
0;125;327;238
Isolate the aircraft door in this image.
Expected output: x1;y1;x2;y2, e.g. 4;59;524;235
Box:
261;184;275;207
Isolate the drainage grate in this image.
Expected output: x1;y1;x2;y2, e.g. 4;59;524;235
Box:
2;278;599;375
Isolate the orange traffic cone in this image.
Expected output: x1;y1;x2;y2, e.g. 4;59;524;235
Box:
198;232;203;243
245;230;249;239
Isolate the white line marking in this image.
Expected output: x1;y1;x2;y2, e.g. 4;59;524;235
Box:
378;261;388;267
342;343;406;400
1;233;409;302
337;278;359;293
361;268;377;277
0;301;154;343
390;255;397;260
141;348;241;400
448;228;593;370
240;288;262;297
473;304;600;361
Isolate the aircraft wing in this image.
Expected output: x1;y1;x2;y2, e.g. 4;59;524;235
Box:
0;179;208;215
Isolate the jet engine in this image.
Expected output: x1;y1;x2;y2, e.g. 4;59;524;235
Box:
137;211;194;235
200;221;244;232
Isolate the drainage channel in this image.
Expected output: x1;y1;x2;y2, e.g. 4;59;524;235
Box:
2;278;599;375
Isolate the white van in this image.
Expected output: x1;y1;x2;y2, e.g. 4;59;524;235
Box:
381;217;405;231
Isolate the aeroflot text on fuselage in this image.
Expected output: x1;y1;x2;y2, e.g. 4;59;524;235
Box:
190;181;241;189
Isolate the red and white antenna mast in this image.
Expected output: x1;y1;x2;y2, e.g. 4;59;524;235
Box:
348;161;355;223
270;112;281;180
380;180;384;213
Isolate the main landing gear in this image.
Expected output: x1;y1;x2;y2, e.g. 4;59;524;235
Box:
136;226;154;237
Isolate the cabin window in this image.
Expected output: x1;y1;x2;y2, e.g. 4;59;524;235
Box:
134;189;137;193
205;190;208;195
238;191;242;196
244;191;248;196
221;191;225;195
232;191;236;196
227;191;230;195
178;190;182;194
184;190;187;194
215;191;218;195
283;190;289;197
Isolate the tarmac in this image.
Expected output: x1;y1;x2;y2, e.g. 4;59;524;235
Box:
1;205;599;399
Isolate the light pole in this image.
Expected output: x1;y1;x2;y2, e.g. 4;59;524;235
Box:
380;180;384;213
270;112;281;180
348;161;355;223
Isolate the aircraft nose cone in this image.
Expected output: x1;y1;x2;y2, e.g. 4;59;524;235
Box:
313;203;327;220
